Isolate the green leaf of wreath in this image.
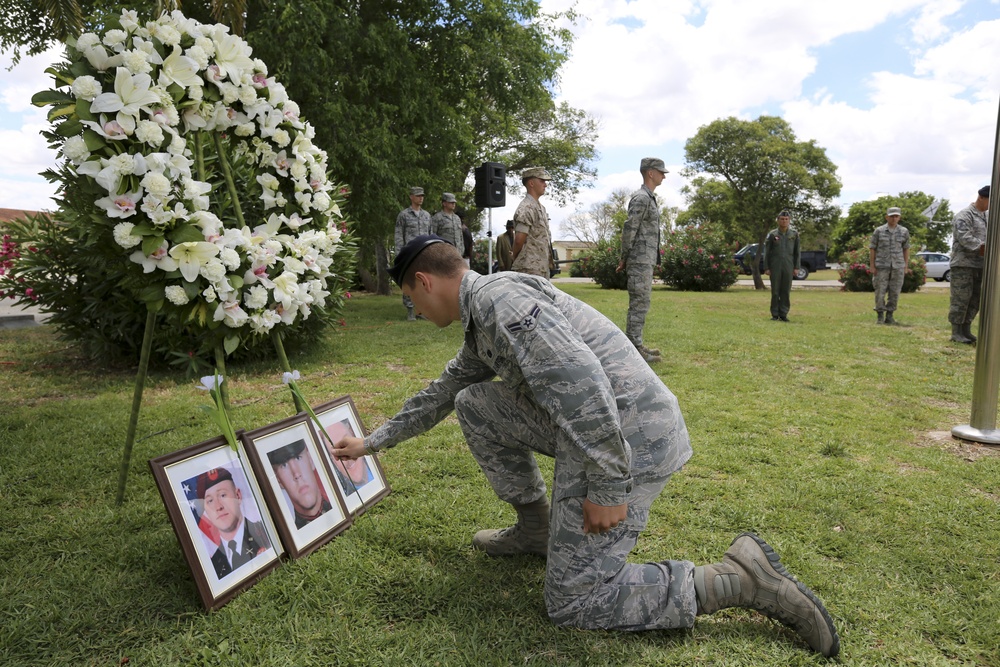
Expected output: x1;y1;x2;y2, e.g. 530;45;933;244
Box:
31;89;73;108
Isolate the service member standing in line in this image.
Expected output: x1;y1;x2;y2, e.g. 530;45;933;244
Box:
869;206;911;325
395;186;432;320
330;236;839;658
510;167;554;279
431;192;465;258
949;185;989;344
616;157;668;364
763;211;801;322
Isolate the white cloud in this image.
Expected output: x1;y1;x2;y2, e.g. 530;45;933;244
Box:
909;0;964;45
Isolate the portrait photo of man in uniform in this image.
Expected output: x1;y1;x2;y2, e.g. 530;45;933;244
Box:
190;466;271;580
267;439;333;529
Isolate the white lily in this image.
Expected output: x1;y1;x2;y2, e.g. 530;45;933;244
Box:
197;374;223;391
96;189;144;219
213;33;255;82
158;45;202;90
271;271;299;310
90;67;160;134
282;370;300;385
169;241;220;282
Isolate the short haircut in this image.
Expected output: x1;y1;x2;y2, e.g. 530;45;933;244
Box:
402;241;466;288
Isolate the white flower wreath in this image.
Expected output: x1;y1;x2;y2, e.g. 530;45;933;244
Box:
34;9;349;346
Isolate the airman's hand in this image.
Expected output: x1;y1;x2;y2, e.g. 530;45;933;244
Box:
329;435;367;461
582;499;628;534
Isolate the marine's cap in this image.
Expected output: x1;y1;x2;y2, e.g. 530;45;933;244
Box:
886;206;902;216
267;439;307;466
777;210;792;218
389;235;447;287
979;185;991;199
441;192;457;203
197;467;234;499
522;167;552;181
409;186;425;196
640;157;669;174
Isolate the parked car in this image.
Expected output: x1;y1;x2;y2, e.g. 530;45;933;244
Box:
733;244;828;280
917;251;951;282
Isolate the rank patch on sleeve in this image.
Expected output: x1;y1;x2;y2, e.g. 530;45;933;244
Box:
506;304;541;334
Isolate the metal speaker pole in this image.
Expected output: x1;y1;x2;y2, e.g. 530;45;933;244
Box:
488;208;494;275
953;92;1000;444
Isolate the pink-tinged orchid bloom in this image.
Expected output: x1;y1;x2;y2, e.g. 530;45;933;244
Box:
129;241;179;273
96;189;143;219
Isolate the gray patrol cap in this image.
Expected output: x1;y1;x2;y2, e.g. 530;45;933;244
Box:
886;206;902;216
441;192;457;203
409;186;425;196
640;157;669;174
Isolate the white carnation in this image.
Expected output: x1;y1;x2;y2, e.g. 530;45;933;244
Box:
135;120;165;146
202;286;217;302
244;284;268;309
76;33;100;51
195;37;216;57
122;50;152;74
185;45;210;69
62;136;90;162
220;247;241;270
103;29;128;48
201;258;228;283
108;153;136;176
141;172;172;198
71;75;102;101
235;122;256;137
113;222;142;248
165;285;189;305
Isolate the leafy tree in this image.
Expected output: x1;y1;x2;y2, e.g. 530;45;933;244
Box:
563;188;631;245
683;115;841;288
830;192;952;260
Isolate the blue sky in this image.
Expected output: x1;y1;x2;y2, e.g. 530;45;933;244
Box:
2;0;999;241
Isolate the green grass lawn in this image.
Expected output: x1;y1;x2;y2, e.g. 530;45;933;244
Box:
1;284;998;666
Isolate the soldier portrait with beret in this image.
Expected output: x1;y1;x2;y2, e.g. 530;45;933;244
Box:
194;466;271;579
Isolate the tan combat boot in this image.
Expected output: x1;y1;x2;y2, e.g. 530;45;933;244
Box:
694;532;839;657
472;498;549;557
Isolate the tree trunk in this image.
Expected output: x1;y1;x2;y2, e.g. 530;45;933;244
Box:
752;229;767;290
374;241;391;295
355;241;392;295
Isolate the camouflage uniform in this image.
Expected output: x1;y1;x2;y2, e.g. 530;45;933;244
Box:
365;271;695;630
431;211;465;258
762;226;800;319
395;206;432;311
510;195;552;278
949;203;987;326
620;185;660;349
869;223;910;314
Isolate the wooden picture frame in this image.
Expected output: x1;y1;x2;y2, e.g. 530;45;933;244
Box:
307;395;391;516
149;434;283;611
241;414;351;559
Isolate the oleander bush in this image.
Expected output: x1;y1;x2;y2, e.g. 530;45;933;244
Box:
837;235;926;293
575;238;628;289
657;223;739;291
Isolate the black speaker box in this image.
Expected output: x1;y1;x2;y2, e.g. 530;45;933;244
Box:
474;162;506;208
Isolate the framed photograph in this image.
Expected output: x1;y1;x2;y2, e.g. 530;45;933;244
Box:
308;395;391;516
149;435;283;611
241;414;351;559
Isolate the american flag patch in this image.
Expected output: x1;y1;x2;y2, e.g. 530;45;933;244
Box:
506;305;541;333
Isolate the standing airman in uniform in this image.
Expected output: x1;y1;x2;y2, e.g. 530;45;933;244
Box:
617;157;668;363
330;235;839;658
869;206;910;324
395;186;432;320
949;185;989;344
763;211;800;322
431;192;465;257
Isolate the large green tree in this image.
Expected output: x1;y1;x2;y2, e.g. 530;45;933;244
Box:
682;115;841;288
830;192;953;260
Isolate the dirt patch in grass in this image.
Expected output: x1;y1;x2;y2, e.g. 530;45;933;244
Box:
914;430;1000;461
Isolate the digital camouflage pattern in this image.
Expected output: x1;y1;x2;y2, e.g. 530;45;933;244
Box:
870;223;910;313
621;185;661;347
949;267;983;325
949;203;988;325
365;271;695;629
510;195;552;278
395;206;432;310
431;211;465;257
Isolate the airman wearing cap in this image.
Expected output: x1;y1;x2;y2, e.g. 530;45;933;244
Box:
869;205;910;324
510;167;554;278
431;192;465;258
949;185;990;343
762;210;800;321
396;186;433;319
617;157;670;363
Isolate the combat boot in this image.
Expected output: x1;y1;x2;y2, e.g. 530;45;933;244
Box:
885;312;895;325
963;322;977;343
694;532;839;657
876;311;884;324
638;344;662;357
472;497;549;557
951;324;973;344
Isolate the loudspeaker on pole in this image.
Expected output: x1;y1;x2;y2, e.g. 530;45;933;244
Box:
475;162;506;208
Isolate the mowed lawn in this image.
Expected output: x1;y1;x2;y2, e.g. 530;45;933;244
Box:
1;281;997;666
